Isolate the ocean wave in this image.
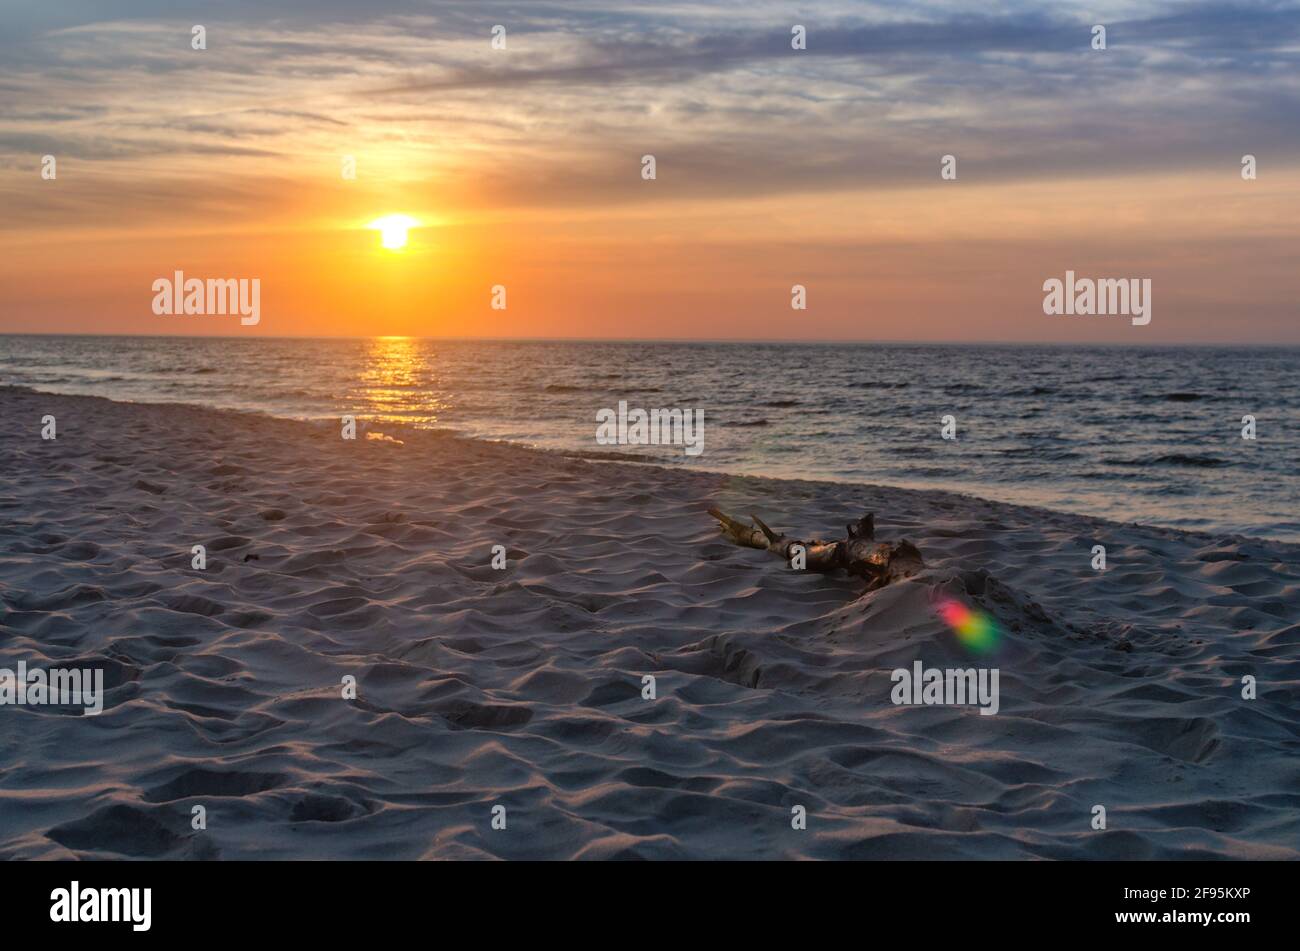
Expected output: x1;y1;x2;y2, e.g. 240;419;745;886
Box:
545;383;664;394
1111;453;1231;468
3;336;1296;542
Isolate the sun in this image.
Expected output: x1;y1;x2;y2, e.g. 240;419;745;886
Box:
367;214;418;250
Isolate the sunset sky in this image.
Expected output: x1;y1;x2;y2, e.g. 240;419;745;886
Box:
1;1;1298;342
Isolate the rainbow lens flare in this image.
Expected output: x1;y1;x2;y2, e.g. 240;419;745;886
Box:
935;597;1001;654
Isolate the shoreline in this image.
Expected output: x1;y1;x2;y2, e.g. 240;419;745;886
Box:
2;384;1297;859
3;384;1288;549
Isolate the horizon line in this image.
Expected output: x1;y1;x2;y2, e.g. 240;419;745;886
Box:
2;331;1298;349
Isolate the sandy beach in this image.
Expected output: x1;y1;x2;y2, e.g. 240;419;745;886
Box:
1;384;1297;860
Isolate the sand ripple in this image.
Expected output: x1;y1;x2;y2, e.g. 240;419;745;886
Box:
1;387;1298;859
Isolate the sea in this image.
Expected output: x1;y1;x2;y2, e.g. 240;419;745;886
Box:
2;335;1296;542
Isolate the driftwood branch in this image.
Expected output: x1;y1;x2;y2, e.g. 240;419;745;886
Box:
707;508;923;591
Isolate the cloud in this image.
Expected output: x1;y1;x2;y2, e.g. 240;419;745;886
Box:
1;0;1299;226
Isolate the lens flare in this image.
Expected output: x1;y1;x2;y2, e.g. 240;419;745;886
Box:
934;596;1001;654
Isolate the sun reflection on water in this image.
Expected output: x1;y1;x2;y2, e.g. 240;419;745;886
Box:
354;337;448;427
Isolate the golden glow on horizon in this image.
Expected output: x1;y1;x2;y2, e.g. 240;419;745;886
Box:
368;214;419;250
4;169;1298;341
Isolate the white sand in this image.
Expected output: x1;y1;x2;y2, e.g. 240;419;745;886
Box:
1;385;1297;859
